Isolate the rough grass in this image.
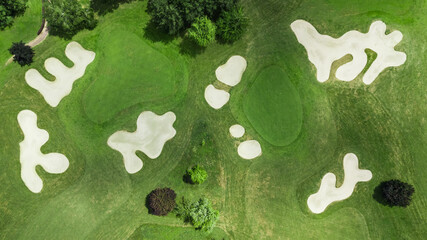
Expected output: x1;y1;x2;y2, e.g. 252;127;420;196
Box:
0;0;425;239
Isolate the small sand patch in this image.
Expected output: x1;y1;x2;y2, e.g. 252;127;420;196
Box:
25;41;95;107
108;111;176;174
204;84;230;109
307;153;372;214
215;56;247;86
291;20;406;84
237;140;262;160
17;110;69;193
229;124;245;138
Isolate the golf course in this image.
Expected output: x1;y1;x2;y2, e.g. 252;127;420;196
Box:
0;0;425;239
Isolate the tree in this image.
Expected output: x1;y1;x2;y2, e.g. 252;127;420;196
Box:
216;7;248;43
381;180;415;207
147;187;177;216
45;0;97;38
8;41;34;66
187;16;216;47
186;165;208;184
0;0;27;30
147;0;184;35
175;197;219;232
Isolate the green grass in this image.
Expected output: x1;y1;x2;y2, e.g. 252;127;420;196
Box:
243;65;303;146
0;0;425;239
128;224;229;240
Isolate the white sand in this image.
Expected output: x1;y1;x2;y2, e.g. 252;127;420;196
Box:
237;140;262;159
215;55;247;86
291;20;406;84
229;124;245;138
25;41;95;107
204;84;230;109
108;111;176;174
307;153;372;214
17;110;69;193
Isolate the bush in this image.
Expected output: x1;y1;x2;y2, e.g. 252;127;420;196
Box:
175;197;219;232
8;41;34;66
216;7;248;43
187;16;216;47
45;0;97;38
381;180;415;207
186;165;208;184
0;0;27;30
147;187;177;216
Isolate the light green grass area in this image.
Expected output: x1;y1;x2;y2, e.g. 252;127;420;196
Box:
243;65;302;146
0;0;425;239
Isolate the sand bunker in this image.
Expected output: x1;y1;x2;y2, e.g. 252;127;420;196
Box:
229;124;245;138
215;55;247;86
108;111;176;174
204;84;230;109
25;41;95;107
307;153;372;214
237;140;262;160
17;110;69;193
291;20;406;84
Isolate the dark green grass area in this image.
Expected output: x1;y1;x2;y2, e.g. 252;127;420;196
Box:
243;65;302;146
0;0;425;239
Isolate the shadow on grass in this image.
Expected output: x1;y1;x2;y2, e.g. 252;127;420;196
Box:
90;0;133;16
372;182;388;206
143;21;176;44
182;172;193;184
178;37;205;57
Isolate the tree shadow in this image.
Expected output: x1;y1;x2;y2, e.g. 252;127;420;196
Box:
373;182;389;206
90;0;132;16
145;193;153;214
142;20;176;44
178;37;205;57
182;172;193;184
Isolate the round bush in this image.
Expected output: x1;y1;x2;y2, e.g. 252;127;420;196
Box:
187;16;216;47
147;187;177;216
8;41;35;67
382;180;415;207
216;7;248;43
186;165;208;184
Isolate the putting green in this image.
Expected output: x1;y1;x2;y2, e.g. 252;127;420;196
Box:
83;26;187;123
243;66;302;146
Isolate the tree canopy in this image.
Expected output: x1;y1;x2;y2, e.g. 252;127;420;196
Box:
175;197;219;232
0;0;27;30
45;0;97;38
381;180;415;207
8;41;34;66
216;7;248;43
187;17;216;47
147;187;177;216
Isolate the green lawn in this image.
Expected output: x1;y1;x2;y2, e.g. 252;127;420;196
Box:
243;65;303;146
0;0;425;239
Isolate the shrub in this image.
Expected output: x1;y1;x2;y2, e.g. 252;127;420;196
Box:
216;7;248;43
147;187;177;216
186;165;208;184
175;197;219;232
381;180;415;207
187;16;216;47
8;41;34;66
45;0;97;38
0;0;27;30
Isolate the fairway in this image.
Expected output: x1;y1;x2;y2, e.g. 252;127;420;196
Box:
0;0;425;239
243;66;302;146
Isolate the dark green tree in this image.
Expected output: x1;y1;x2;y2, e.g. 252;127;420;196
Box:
45;0;97;38
0;0;27;30
216;7;248;43
381;180;415;207
8;41;34;66
187;16;216;47
186;165;208;184
175;197;219;232
147;0;184;35
147;187;177;216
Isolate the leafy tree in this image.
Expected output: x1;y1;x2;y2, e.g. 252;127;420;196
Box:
8;41;34;66
187;16;216;47
175;197;219;232
147;187;177;216
381;180;415;207
147;0;184;35
216;7;248;43
186;165;208;184
203;0;237;21
45;0;97;38
0;0;27;30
